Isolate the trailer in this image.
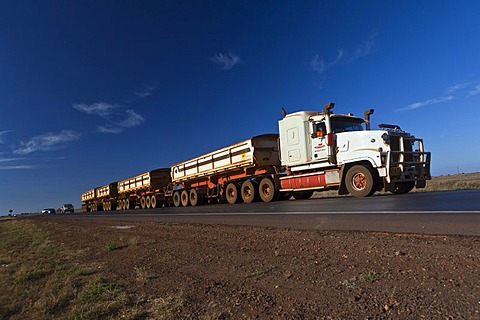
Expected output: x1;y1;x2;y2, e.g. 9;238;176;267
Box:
167;134;284;206
116;168;171;210
81;189;96;212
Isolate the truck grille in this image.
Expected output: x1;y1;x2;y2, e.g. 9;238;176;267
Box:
388;135;431;182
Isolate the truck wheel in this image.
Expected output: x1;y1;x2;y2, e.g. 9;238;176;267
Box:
292;191;313;200
140;196;146;209
241;181;257;203
390;181;415;194
189;189;199;206
150;195;157;208
145;195;151;209
345;165;377;198
181;190;189;207
259;178;277;202
173;191;181;207
225;183;240;205
125;199;131;210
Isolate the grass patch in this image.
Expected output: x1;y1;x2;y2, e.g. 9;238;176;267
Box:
360;270;389;283
0;220;134;319
104;241;125;251
151;291;189;319
248;265;276;278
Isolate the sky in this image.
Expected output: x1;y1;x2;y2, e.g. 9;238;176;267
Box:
1;1;480;214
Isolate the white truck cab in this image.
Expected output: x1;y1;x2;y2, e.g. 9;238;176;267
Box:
278;103;431;197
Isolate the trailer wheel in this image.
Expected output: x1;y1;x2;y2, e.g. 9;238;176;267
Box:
173;191;181;207
189;189;200;206
140;196;146;209
259;178;277;202
390;181;415;194
150;195;157;208
125;199;131;210
145;195;151;209
241;181;257;203
345;165;377;198
225;183;240;205
292;191;314;200
181;190;189;207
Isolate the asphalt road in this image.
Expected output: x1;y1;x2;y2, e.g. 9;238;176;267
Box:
48;190;480;236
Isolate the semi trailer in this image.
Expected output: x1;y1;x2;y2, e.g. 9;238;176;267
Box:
81;102;431;211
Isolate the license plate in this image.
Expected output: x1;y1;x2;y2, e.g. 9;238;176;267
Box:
390;167;402;177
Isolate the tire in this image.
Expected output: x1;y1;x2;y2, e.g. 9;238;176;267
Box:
151;195;157;208
189;189;199;206
292;191;314;200
345;165;377;198
125;199;131;210
173;191;181;207
241;181;257;203
225;183;240;205
181;190;189;207
390;181;415;194
259;178;277;203
145;195;151;209
140;196;146;209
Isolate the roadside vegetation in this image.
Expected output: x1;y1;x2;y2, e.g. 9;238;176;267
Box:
0;220;137;319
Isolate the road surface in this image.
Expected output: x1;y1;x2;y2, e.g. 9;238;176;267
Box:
47;190;480;236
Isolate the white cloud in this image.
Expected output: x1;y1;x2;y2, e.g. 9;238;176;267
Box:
119;110;144;128
0;157;25;163
132;85;154;98
310;35;375;78
399;96;454;111
400;81;480;111
13;130;82;155
73;102;145;134
0;130;12;144
73;102;118;117
0;165;33;170
445;82;471;94
211;52;242;70
468;84;480;97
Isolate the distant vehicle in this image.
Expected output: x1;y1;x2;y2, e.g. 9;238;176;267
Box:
41;208;56;215
60;204;74;213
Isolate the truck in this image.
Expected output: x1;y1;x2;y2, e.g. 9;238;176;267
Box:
60;204;74;213
80;102;431;210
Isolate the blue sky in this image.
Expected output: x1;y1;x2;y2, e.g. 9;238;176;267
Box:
1;1;480;214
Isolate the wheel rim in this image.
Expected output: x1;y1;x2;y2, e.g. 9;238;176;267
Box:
352;173;367;191
140;196;146;209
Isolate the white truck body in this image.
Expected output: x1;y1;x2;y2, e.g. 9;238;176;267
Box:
81;189;95;202
278;106;431;194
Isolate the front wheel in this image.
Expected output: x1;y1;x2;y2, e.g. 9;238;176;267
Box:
345;165;377;198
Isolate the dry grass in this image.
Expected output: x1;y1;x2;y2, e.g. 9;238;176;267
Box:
0;220;135;319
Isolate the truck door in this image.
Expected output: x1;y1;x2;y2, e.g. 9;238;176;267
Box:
311;121;329;163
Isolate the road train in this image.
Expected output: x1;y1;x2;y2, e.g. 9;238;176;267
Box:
81;103;431;212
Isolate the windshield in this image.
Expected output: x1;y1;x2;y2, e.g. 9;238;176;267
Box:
330;117;365;133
